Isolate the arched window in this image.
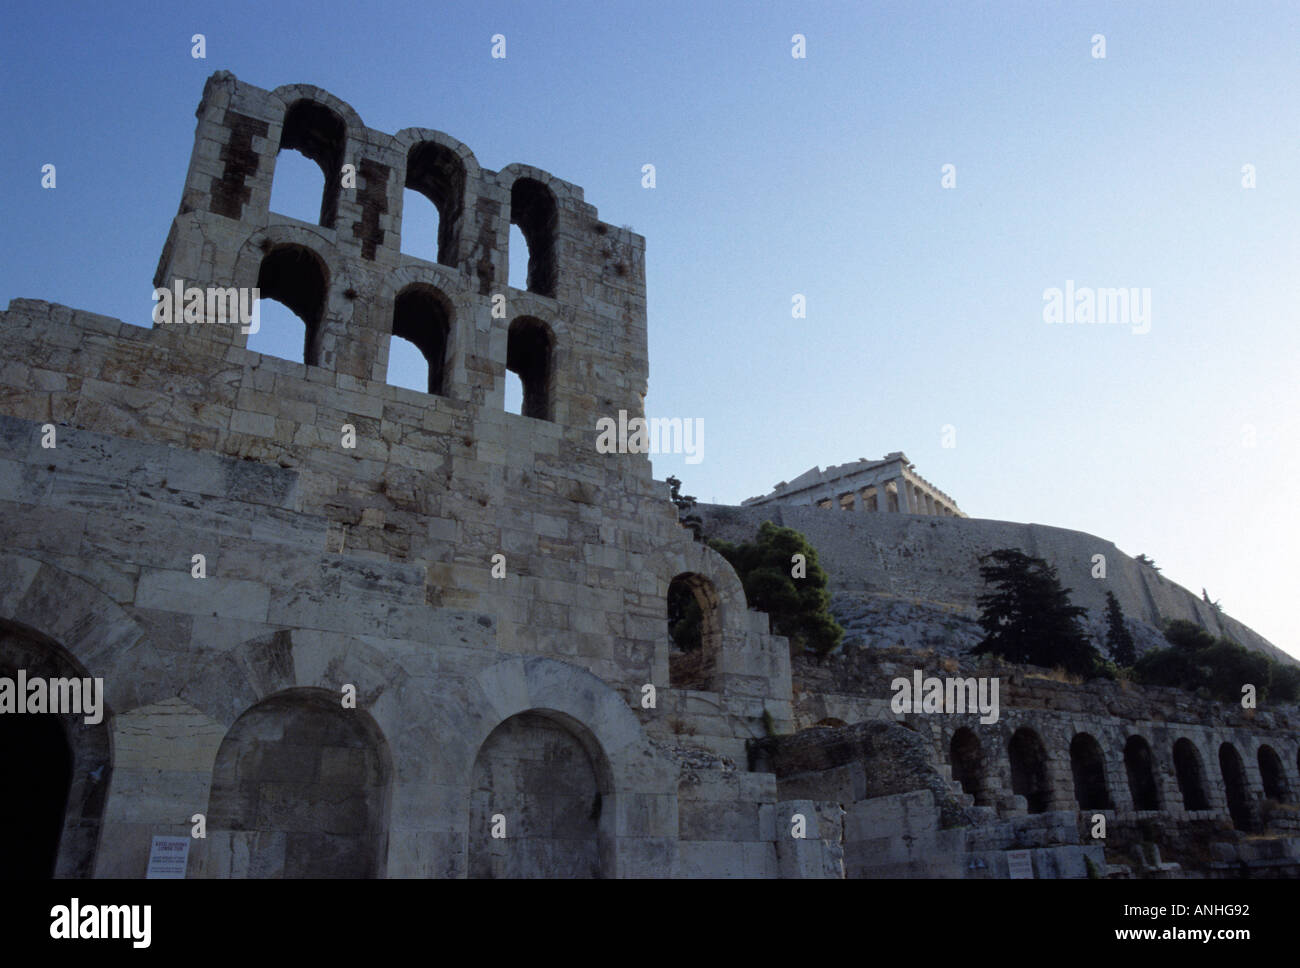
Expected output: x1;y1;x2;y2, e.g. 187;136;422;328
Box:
1219;743;1255;831
251;244;329;364
1173;738;1210;811
1069;733;1111;809
950;727;988;805
667;572;722;690
403;142;466;267
1258;745;1290;803
506;316;554;420
1008;728;1052;813
509;178;557;297
389;285;452;395
270;100;346;228
1124;735;1161;810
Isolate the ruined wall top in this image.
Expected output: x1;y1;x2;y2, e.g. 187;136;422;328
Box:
153;71;650;432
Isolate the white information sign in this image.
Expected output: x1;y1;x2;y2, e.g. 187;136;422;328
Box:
146;836;191;879
1006;849;1035;879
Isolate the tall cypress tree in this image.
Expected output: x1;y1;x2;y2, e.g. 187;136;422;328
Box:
1104;590;1137;667
969;549;1102;676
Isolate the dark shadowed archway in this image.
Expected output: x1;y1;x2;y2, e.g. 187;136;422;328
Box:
951;727;989;805
0;623;112;879
1258;745;1290;803
1173;738;1210;811
1219;743;1256;831
1124;735;1161;810
1008;728;1052;813
1070;733;1112;810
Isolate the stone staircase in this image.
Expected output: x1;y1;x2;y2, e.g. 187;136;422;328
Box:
936;762;977;808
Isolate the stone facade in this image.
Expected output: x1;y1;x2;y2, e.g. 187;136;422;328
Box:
0;72;792;879
0;72;1295;879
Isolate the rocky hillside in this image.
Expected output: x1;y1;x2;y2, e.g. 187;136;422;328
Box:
684;501;1293;665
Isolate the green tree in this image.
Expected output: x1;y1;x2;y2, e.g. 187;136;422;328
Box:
1104;590;1137;667
968;549;1104;677
666;475;703;541
1132;645;1205;692
1134;620;1293;704
1269;663;1300;703
708;521;843;656
1198;640;1270;703
1162;619;1217;653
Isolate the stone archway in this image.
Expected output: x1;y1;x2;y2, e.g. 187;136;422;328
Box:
1070;733;1112;810
0;554;141;878
206;688;392;878
950;727;989;805
0;625;113;879
1219;743;1256;832
1258;745;1290;803
1008;728;1051;813
667;572;723;690
460;656;679;879
1124;735;1161;810
0;702;72;877
1173;738;1210;811
468;710;612;878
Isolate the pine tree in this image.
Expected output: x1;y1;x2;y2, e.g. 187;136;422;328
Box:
1104;590;1136;667
969;549;1102;677
709;522;843;656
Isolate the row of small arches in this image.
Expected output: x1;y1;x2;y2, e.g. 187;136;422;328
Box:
251;242;554;419
267;98;558;295
948;726;1292;831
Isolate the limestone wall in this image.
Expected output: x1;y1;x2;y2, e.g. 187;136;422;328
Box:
0;71;792;879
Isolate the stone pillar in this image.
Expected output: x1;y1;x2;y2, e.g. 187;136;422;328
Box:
925;493;936;515
895;478;911;513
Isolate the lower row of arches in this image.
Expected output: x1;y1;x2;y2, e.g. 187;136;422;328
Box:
948;726;1293;831
4;687;615;880
251;242;557;420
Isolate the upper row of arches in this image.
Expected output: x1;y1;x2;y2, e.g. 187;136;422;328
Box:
259;91;562;297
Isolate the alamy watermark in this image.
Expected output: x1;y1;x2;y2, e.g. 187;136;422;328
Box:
595;409;703;464
152;281;261;335
891;670;1000;724
1042;280;1150;335
50;899;150;948
0;670;104;725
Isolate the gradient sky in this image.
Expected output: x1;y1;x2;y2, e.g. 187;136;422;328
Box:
2;1;1297;656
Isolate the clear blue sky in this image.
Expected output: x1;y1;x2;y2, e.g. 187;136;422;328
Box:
2;1;1297;657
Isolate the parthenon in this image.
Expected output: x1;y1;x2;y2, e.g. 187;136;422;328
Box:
742;452;966;518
